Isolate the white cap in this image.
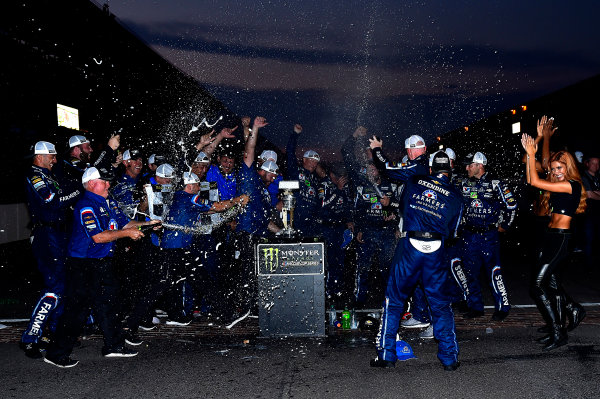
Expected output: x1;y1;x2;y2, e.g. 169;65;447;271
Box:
428;153;435;167
574;151;583;163
303;150;320;161
465;152;487;165
34;141;57;155
148;154;156;165
156;163;174;178
122;149;141;161
260;160;279;174
183;172;200;185
69;135;89;148
194;152;210;164
260;150;278;162
445;148;456;160
81;166;112;184
405;135;426;149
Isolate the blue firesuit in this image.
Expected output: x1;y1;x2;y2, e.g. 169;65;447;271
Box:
21;165;81;344
46;190;131;359
318;177;352;299
352;178;401;305
286;133;320;237
377;173;463;366
460;173;517;313
206;164;237;201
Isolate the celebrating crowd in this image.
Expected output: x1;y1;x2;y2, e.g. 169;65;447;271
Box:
19;114;599;370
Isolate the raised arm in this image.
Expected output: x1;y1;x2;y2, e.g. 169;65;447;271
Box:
538;116;557;170
243;116;268;167
521;134;571;193
202;126;238;158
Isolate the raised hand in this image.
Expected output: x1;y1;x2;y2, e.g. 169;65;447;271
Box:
294;124;302;134
369;135;383;149
253;116;268;129
521;133;537;156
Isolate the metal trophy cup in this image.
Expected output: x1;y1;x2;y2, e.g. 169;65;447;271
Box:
278;180;299;238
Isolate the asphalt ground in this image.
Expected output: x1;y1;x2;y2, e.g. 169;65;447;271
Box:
1;237;599;398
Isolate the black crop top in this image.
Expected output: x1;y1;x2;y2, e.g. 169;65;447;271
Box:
550;180;581;217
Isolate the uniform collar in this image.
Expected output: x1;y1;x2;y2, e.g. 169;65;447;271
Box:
84;190;108;204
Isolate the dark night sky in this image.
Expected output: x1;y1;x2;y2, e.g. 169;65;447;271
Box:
105;0;600;159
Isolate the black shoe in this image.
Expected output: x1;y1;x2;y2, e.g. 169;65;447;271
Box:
491;310;509;322
124;331;143;346
443;361;460;371
19;342;43;359
568;306;586;332
44;356;79;368
536;334;553;345
537;325;551;334
102;346;138;358
542;335;568;351
370;357;395;368
463;309;484;319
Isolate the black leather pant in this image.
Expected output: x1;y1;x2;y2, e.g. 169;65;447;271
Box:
530;229;571;332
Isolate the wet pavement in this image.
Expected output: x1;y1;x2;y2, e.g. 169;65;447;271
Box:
1;240;599;398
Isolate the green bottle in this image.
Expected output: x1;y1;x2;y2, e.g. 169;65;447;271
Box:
342;307;351;330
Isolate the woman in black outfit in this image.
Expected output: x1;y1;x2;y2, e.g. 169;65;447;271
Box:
521;121;587;351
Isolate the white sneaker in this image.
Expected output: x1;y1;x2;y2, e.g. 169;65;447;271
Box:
401;318;431;329
419;324;434;339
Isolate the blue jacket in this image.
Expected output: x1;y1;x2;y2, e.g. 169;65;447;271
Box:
236;162;272;236
160;191;212;249
318;177;352;225
25;165;81;226
110;173;140;216
206;164;237;201
286;133;320;226
371;147;429;183
460;172;517;231
402;173;463;239
68;191;130;258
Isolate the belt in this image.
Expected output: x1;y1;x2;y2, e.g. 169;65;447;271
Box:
464;224;497;233
407;231;442;240
547;228;571;234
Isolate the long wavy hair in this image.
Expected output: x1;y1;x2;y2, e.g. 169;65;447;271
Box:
537;151;587;216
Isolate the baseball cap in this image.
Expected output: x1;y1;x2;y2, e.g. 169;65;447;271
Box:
260;160;279;174
405;135;426;149
574;151;583;163
34;141;57;155
431;151;452;174
82;166;114;184
395;339;416;361
194;152;210;164
260;150;278;162
183;172;200;185
155;163;174;179
148;154;156;165
303;150;320;161
464;152;487;165
69;135;89;148
445;147;456;160
122;149;142;161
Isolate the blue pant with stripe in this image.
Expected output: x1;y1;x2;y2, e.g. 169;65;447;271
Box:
376;237;458;366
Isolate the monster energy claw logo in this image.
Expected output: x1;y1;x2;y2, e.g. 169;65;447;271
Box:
263;248;280;272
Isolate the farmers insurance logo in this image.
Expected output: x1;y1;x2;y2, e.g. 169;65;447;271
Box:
262;247;280;272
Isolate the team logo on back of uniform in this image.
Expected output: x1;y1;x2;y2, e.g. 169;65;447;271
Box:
471;199;483;208
423;189;437;199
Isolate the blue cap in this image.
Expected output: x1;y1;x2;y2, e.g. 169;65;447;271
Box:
395;339;416;361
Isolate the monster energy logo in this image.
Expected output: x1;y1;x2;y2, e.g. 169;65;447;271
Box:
263;248;280;272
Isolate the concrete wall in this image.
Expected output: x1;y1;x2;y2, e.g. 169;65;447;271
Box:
0;204;31;244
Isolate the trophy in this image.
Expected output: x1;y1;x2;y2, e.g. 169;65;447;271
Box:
278;180;300;237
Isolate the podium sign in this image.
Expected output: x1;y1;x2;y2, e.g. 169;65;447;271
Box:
256;241;325;337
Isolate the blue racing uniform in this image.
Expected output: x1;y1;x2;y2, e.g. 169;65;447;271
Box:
377;173;463;367
236;162;272;237
318;176;352;299
21;165;81;344
460;173;517;313
286;133;320;237
352;178;401;305
206;164;237;201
